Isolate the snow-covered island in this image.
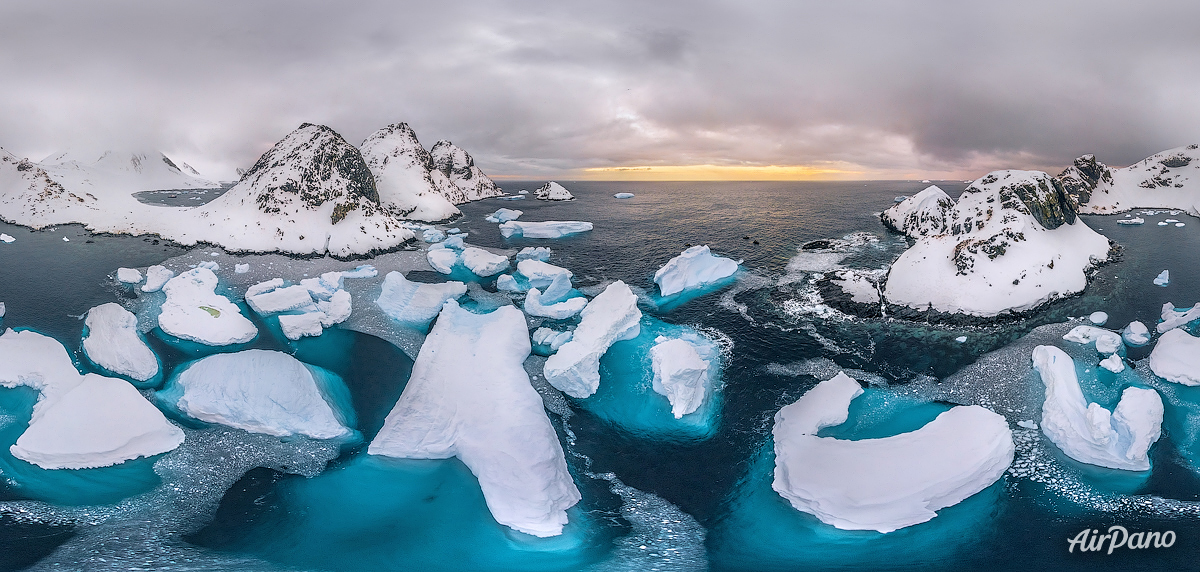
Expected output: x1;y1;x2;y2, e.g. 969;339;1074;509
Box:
535;181;575;201
1057;145;1200;215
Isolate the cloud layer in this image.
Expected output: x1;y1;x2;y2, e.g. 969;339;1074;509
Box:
2;0;1198;179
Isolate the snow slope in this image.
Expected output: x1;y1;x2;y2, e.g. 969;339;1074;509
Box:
880;185;954;237
360;123;461;222
429;140;503;203
1058;145;1200;215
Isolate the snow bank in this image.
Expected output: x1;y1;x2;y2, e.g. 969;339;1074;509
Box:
369;302;580;537
653;245;739;297
880;185;954;237
524;287;587;319
771;372;1014;532
499;220;593;239
158;268;258;346
142;265;174;292
166;349;351;439
82;303;159;382
535;181;574;201
375;271;467;329
485;208;523;223
883;170;1110;317
116;267;143;284
650;337;711;419
1149;329;1200;386
543;281;641;398
1032;345;1162;471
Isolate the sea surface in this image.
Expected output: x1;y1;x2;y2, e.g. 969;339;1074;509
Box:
2;181;1199;571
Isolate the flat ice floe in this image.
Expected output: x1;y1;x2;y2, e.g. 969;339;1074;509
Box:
485;208;522;223
460;247;509;277
653;245;739;297
771;372;1014;533
515;259;572;288
82;303;159;383
1032;345;1162;471
369;302;581;537
1122;321;1151;346
1062;325;1122;355
374;271;467;330
1154;270;1170;286
158;268;258;346
650;336;711;418
141;265;174;292
164;349;352;439
499;220;593;239
1149;329;1200;386
116;267;143;284
544;281;641;398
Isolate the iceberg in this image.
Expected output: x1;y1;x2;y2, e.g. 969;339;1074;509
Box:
1149;329;1200;386
375;271;467;330
116;267;143;284
1099;354;1126;373
515;246;552;262
1157;302;1200;333
426;245;459;274
245;282;318;315
278;312;325;341
1116;217;1144;225
539;272;573;304
1154;270;1170;286
515;259;572;288
11;373;184;469
523;287;587;319
499;220;593;239
650;337;711;419
485;208;523;223
653;245;739;297
460;247;509;277
163;349;352;439
81;303;159;383
535;181;575;201
771;372;1014;533
1032;345;1163;471
234;263;250;274
369;302;581;537
158;268;258;346
495;274;524;293
142;265;174;292
544;281;641;398
1122;321;1151;346
531;327;572;351
880;185;954;238
1062;325;1122;355
613;193;635;199
0;233;14;243
1088;311;1108;325
422;228;446;243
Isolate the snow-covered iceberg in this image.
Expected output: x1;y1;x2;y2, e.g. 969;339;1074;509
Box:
532;327;573;351
499;220;593;239
771;372;1014;533
880;185;954;237
650;336;711;419
523;287;586;319
1058;146;1200;216
369;302;581;537
1122;321;1151;346
543;281;641;398
1149;329;1200;386
158;268;258;346
653;245;739;297
535;181;575;201
613;192;634;199
460;247;509;277
375;271;467;330
116;267;143;284
360;123;462;222
1032;345;1163;471
1062;325;1122;355
515;259;572;288
81;303;159;384
142;265;174;293
516;246;552;262
1157;301;1200;333
161;349;353;439
485;208;522;223
883;170;1110;317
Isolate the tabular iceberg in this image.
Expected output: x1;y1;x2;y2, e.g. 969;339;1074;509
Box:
1032;345;1163;471
165;349;352;439
650;337;711;419
524;287;587;319
771;372;1014;533
142;265;174;292
535;181;575;201
653;245;739;297
82;303;159;383
369;302;581;537
516;259;572;288
1122;321;1151;346
614;193;635;199
375;271;467;329
158;268;258;346
516;246;552;262
485;208;523;223
116;267;143;284
499;220;593;239
1149;329;1200;386
544;281;642;398
460;247;509;277
426;244;460;274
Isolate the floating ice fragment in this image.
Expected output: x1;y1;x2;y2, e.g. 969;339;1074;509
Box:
422;228;445;243
1062;325;1122;354
1149;329;1200;386
0;233;14;243
1158;302;1200;333
1099;353;1125;373
1122;321;1151;346
614;193;635;199
485;208;523;223
116;268;143;284
955;336;968;343
426;246;459;274
1154;270;1170;286
142;265;174;292
524;287;586;319
654;245;739;297
544;281;641;398
158;268;257;346
499;220;593;239
1088;311;1108;326
532;327;572;351
234;263;250;274
515;246;552;262
1116;217;1144;225
1016;420;1038;430
82;303;159;382
650;337;711;418
375;271;467;329
460;247;509;277
516;259;572;288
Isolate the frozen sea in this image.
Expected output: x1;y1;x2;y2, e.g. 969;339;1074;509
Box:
2;181;1200;571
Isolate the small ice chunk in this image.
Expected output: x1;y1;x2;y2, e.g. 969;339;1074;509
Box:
1157;302;1200;333
1088;311;1108;326
62;237;69;242
1033;345;1162;471
1176;222;1186;227
1122;321;1151;346
197;260;218;271
375;272;468;328
1099;354;1125;373
653;245;739;297
518;190;528;194
443;235;465;250
427;247;460;274
158;268;258;346
516;259;573;288
422;228;446;243
516;247;552;262
650;337;711;418
0;233;14;243
246;283;318;315
499;220;593;239
1016;420;1038;430
116;268;143;284
446;228;461;235
278;313;325;340
614;193;635;199
0;302;5;318
532;327;573;351
496;274;525;293
1149;329;1200;386
234;263;250;274
461;247;510;277
1154;270;1170;286
524;288;587;319
486;208;523;223
539;273;573;304
340;265;377;279
82;303;159;382
955;336;968;343
316;289;352;327
170;349;351;439
543;281;641;398
1116;217;1144;225
142;265;175;292
1063;325;1122;354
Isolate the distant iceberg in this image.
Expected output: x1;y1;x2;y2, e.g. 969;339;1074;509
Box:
499;220;593;239
535;181;575;201
614;193;635;199
485;208;523;223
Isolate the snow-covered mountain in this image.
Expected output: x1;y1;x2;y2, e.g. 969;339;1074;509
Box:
1058;144;1200;215
429;140;503;203
360;123;461;222
535;181;575;201
882;170;1111;317
880;185;953;237
41;150;217;192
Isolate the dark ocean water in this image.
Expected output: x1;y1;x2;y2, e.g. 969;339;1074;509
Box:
2;180;1200;571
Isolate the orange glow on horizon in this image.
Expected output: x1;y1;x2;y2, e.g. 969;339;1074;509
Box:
569;164;865;181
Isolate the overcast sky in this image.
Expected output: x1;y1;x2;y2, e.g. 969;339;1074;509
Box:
2;0;1198;180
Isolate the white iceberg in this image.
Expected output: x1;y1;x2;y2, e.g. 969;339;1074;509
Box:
278;313;325;341
653;245;739;297
369;302;581;537
422;228;446;243
234;263;250;274
142;265;174;292
543;281;641;398
116;267;143;284
1149;329;1200;386
1088;311;1108;325
516;259;572;288
485;208;523;223
1062;325;1122;355
771;372;1014;533
650;337;711;419
532;327;573;351
245;282;318;315
0;233;14;243
461;247;509;277
1032;345;1162;471
169;349;351;439
524;288;587;319
375;271;467;328
1099;354;1126;373
158;268;258;346
426;245;459;274
880;185;954;237
1116;217;1145;225
614;193;635;199
495;274;525;293
82;303;159;382
1154;270;1170;286
516;246;552;262
539;273;573;304
535;181;574;201
499;220;593;239
1122;321;1151;346
1157;302;1200;333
